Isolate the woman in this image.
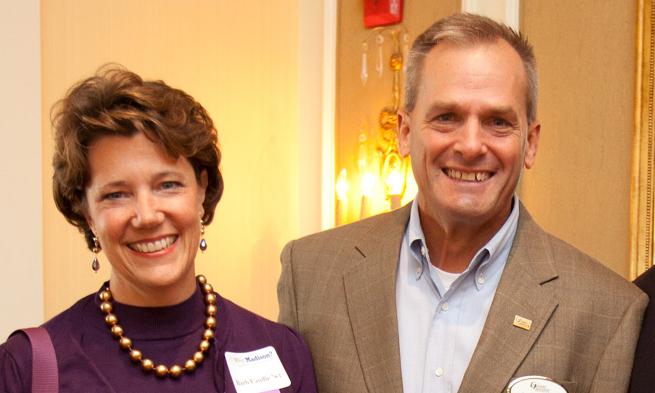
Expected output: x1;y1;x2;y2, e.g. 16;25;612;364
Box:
0;67;317;392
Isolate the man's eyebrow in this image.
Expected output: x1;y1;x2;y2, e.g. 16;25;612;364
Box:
486;106;519;118
427;101;457;110
423;101;459;117
422;102;522;120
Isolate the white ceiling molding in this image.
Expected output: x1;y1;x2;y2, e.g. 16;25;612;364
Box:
461;0;520;31
321;0;337;230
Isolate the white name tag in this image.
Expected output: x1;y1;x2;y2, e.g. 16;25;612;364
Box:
225;346;291;393
507;376;568;393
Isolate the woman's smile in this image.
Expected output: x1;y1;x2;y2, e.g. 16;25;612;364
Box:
127;235;179;254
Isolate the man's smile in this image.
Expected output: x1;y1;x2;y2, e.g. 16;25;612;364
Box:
444;168;493;182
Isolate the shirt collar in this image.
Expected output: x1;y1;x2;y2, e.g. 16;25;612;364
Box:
407;196;520;287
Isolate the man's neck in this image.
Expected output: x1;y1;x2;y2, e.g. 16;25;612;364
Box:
419;205;511;274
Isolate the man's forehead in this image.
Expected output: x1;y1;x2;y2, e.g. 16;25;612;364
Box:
425;39;523;67
422;41;524;82
413;39;530;118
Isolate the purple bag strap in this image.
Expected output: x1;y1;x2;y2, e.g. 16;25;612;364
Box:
20;327;59;393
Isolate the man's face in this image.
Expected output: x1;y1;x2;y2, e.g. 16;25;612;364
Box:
399;40;540;230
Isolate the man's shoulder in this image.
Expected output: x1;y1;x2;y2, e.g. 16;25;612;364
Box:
280;206;410;274
287;205;410;253
518;211;643;300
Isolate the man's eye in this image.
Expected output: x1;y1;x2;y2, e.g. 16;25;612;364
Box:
490;118;511;128
435;113;455;122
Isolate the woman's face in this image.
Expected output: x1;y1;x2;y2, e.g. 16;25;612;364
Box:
84;132;207;306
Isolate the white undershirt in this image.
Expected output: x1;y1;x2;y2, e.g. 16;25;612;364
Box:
431;265;463;293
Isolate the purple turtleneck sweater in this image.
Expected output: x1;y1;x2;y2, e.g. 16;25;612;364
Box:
0;283;317;392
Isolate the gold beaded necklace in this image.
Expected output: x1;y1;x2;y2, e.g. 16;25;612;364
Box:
99;275;217;378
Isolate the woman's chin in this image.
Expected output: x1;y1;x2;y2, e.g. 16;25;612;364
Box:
110;265;196;305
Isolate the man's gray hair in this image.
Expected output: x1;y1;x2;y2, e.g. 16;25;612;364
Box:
404;13;538;123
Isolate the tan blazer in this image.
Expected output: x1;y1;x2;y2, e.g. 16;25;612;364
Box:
278;203;647;393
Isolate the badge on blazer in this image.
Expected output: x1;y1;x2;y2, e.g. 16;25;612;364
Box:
225;346;290;393
507;375;568;393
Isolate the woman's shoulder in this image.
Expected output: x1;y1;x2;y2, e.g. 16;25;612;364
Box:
3;293;92;346
0;295;93;392
217;294;313;363
1;329;32;393
218;295;317;392
219;295;306;347
0;292;98;392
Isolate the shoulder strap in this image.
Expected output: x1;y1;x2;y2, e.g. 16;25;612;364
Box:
20;327;59;393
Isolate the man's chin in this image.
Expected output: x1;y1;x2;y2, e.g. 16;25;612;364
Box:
431;198;506;225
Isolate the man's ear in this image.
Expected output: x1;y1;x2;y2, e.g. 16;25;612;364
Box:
524;121;540;169
398;110;412;157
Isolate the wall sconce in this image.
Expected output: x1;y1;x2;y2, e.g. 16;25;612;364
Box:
335;169;349;226
335;25;413;225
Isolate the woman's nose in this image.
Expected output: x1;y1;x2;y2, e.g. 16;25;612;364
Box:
130;193;164;228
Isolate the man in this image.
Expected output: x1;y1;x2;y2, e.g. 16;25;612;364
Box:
630;267;655;392
279;14;646;393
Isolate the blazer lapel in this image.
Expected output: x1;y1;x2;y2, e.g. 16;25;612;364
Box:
342;205;410;393
458;205;559;393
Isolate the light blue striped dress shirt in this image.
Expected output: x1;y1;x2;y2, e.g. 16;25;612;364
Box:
396;197;519;393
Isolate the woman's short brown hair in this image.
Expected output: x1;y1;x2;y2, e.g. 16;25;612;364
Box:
52;65;224;250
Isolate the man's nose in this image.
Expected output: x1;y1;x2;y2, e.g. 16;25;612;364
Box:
453;119;488;159
130;193;164;228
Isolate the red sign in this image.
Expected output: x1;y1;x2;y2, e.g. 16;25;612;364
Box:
364;0;403;28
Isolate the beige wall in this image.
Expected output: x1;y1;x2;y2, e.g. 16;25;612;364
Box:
41;0;321;321
519;1;637;277
0;0;43;340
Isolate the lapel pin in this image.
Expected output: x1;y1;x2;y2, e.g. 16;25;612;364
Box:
513;315;532;331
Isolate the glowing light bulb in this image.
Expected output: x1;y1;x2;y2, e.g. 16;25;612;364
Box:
360;172;376;197
336;169;349;201
385;168;404;196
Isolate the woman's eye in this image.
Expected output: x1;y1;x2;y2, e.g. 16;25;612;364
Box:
103;191;125;200
161;181;182;190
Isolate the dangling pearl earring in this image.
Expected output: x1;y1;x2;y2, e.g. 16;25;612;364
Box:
199;221;207;252
92;236;101;272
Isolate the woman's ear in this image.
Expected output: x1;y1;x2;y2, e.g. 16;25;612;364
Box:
198;170;208;211
83;200;96;236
